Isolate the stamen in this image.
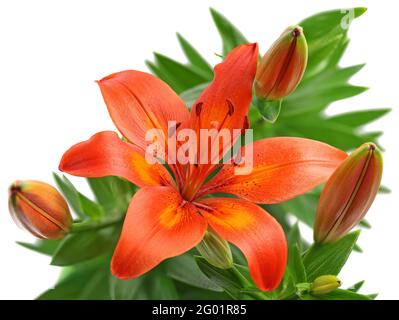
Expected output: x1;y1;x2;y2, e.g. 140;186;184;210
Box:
226;99;235;116
168;122;181;137
241;116;250;135
195;102;203;116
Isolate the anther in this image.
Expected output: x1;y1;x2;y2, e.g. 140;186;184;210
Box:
168;122;181;137
241;116;250;135
195;102;203;116
226;99;235;116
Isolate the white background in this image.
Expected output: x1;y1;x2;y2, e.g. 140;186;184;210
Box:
0;0;398;299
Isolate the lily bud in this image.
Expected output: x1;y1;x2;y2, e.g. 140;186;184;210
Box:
314;143;383;243
255;26;308;101
8;180;72;239
196;228;233;269
311;275;342;295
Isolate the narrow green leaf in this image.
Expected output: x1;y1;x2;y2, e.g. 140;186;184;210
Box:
283;85;368;116
53;173;104;219
328;108;391;128
303;231;360;281
347;280;365;293
53;173;85;219
379;185;391;194
300;7;367;43
176;33;213;78
210;8;248;56
145;60;185;93
17;239;61;256
145;271;179;300
164;254;223;292
110;275;143;300
195;257;250;299
279;192;319;227
359;220;371;229
38;257;111;300
300;7;367;76
51;229;116;266
87;177;118;211
281;116;376;151
286;223;302;249
288;244;307;284
300;288;371;300
153;53;208;93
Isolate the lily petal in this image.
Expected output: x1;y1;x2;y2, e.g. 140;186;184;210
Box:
188;44;258;165
97;70;189;151
190;43;258;131
197;197;287;291
59;131;173;187
199;137;347;203
111;186;207;279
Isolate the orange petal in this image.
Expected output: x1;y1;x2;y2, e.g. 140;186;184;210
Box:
190;44;258;131
111;186;207;279
199;137;347;203
197;197;287;291
188;44;258;163
97;70;189;151
59;131;173;187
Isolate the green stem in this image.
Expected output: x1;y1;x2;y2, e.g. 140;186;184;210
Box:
230;266;268;300
70;214;124;233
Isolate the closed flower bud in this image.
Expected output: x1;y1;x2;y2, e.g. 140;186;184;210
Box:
314;143;383;243
8;180;72;239
255;26;308;101
196;228;233;269
311;275;342;295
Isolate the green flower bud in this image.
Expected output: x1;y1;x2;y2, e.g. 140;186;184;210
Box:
196;228;233;269
311;275;342;295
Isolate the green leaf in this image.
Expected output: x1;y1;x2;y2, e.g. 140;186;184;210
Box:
280;115;378;151
300;289;371;300
286;223;303;249
359;220;371;229
51;229;116;266
176;33;213;78
145;60;185;93
87;177;119;212
283;84;368;116
164;254;223;292
17;239;61;256
347;280;365;293
210;7;248;56
328;109;391;129
280;191;319;227
288;244;307;284
303;231;360;281
152;52;208;93
87;177;135;214
145;271;179;300
53;173;85;219
379;185;391;194
300;7;367;76
110;275;144;300
38;257;111;300
53;173;104;220
195;257;250;300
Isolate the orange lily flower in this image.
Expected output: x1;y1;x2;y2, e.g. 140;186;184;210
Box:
59;43;347;291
